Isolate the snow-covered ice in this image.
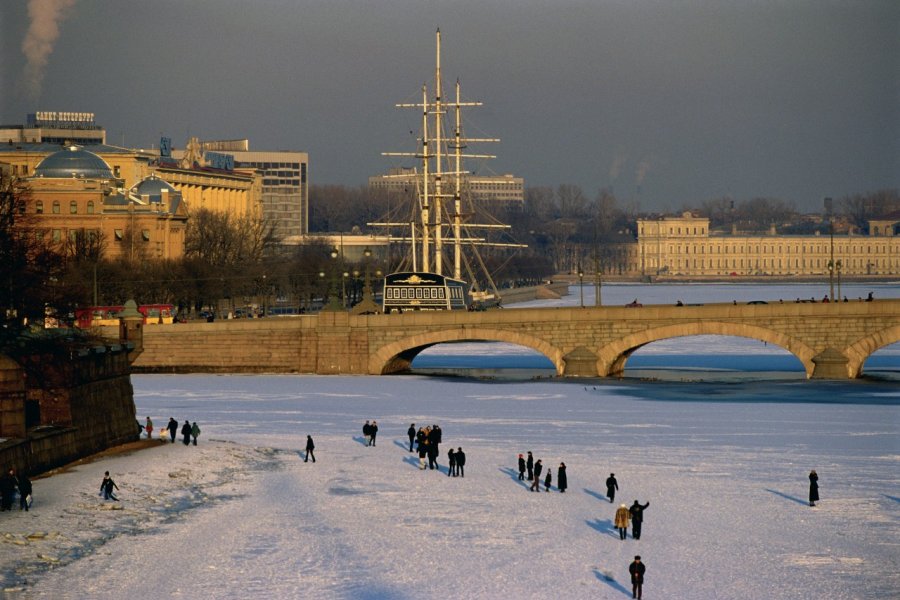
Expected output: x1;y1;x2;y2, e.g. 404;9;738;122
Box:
2;374;898;599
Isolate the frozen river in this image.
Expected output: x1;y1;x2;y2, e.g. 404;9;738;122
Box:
1;282;897;599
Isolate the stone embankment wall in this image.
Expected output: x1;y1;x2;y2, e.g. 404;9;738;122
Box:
0;346;138;477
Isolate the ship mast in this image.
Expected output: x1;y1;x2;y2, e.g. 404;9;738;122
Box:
433;28;444;275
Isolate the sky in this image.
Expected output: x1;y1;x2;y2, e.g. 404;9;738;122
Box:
1;0;898;212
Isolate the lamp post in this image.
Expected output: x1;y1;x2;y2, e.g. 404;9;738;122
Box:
325;247;342;311
578;269;584;308
828;217;835;302
594;254;602;307
836;260;842;301
351;246;380;315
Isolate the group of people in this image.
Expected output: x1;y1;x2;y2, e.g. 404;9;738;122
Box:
0;467;32;512
153;417;201;446
517;452;568;493
413;424;444;470
362;420;379;446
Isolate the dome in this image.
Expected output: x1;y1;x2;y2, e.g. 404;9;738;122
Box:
33;145;114;179
130;174;179;202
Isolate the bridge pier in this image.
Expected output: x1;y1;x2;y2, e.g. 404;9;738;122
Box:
562;347;599;377
810;348;850;379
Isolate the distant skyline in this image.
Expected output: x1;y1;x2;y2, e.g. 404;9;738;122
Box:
2;0;898;212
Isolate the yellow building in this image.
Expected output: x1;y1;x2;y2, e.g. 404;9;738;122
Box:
23;146;187;260
635;213;899;278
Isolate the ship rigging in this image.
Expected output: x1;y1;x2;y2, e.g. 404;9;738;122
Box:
369;28;526;308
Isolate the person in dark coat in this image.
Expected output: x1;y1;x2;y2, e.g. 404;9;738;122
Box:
0;468;17;511
530;459;543;492
629;500;650;540
629;555;646;599
605;473;618;503
167;417;178;443
427;439;439;470
407;424;416;452
17;472;32;511
305;435;316;463
455;447;466;477
809;470;819;506
191;422;201;445
517;454;526;480
100;471;119;501
363;421;371;445
181;420;192;445
544;467;552;492
417;436;428;470
557;462;567;493
447;448;456;477
370;420;378;446
526;451;534;481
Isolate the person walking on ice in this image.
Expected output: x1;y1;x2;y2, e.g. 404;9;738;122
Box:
629;499;649;540
557;462;567;493
614;503;630;539
407;424;416;452
809;470;819;506
526;451;534;481
167;417;178;443
191;422;201;445
100;471;119;501
455;447;465;477
145;417;153;439
629;555;645;599
530;459;543;492
305;435;316;463
447;448;456;476
605;473;618;503
544;466;552;492
517;454;526;480
181;420;192;445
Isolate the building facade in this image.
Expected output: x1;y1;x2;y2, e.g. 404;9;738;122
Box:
0;112;106;146
634;213;899;278
368;167;525;210
173;139;308;239
23;146;187;260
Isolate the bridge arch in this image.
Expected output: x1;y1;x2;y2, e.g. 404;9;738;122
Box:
369;328;563;375
596;321;818;378
843;324;900;378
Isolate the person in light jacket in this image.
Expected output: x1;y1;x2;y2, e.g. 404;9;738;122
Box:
614;503;630;540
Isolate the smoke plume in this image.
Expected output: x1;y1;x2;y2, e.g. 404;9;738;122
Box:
608;152;627;182
21;0;76;100
635;158;651;186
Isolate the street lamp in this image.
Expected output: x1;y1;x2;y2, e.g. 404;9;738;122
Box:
325;247;342;311
828;217;835;302
578;269;584;308
594;255;602;307
827;259;834;302
836;259;842;301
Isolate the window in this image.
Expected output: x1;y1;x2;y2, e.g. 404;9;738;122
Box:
52;229;61;242
114;229;124;241
70;200;78;214
36;200;43;214
87;200;94;214
52;201;60;214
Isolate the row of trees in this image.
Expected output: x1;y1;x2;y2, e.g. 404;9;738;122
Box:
3;164;897;326
311;184;899;274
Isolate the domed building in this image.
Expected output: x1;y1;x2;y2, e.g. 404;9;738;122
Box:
24;148;187;260
32;145;116;180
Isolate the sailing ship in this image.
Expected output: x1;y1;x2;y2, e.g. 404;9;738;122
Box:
370;29;525;313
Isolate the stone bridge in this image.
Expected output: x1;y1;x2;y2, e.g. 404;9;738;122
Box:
131;300;900;379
